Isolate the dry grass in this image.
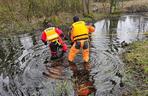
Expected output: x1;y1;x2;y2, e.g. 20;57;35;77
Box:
123;0;148;7
90;0;148;13
123;0;148;12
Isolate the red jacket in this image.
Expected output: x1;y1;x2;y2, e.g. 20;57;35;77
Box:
41;27;67;52
41;27;65;44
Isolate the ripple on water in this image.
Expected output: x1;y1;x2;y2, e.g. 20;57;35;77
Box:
1;14;147;96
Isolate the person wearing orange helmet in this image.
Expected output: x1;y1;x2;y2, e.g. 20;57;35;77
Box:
41;23;67;60
68;16;95;70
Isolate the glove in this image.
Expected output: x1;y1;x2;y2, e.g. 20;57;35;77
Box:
59;44;63;48
70;42;74;45
44;41;47;45
64;36;68;40
92;24;95;28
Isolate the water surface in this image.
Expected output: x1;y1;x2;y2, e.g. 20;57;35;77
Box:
0;15;148;96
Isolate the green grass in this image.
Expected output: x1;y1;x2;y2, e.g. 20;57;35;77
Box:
125;40;148;73
123;40;148;96
144;32;148;35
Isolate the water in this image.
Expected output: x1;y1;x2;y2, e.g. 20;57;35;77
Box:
0;15;148;96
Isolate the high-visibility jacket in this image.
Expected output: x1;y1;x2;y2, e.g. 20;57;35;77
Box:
71;21;89;41
44;27;59;41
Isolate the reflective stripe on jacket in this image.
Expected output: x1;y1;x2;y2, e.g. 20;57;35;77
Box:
44;27;59;41
71;21;89;41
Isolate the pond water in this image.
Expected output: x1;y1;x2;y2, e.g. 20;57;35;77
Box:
0;15;148;96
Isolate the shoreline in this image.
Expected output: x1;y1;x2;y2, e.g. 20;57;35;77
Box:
121;40;148;96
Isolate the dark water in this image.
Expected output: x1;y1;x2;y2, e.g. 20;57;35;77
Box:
0;15;148;96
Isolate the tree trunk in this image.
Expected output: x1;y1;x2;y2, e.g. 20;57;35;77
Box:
110;0;117;13
82;0;89;15
86;0;90;14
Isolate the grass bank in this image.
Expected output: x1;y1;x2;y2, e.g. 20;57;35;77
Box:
122;40;148;96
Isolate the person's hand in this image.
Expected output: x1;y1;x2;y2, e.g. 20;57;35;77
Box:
44;41;47;45
92;24;95;28
87;22;95;28
70;42;74;45
64;36;69;40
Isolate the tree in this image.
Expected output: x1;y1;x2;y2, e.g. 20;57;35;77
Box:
82;0;90;15
110;0;123;13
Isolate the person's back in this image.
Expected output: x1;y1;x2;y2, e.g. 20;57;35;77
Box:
71;21;89;41
68;16;95;71
41;23;67;60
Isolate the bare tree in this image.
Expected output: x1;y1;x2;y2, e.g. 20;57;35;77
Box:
82;0;90;15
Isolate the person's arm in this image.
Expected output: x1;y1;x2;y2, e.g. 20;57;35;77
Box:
86;22;95;33
41;32;47;45
55;28;65;39
70;26;74;43
87;25;95;33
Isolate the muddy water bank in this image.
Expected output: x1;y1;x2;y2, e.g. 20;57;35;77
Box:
0;14;148;96
121;40;148;96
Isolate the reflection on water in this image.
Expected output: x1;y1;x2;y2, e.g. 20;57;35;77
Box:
20;34;34;50
18;34;35;69
72;70;96;96
117;15;148;43
94;15;148;45
0;15;148;96
89;15;147;95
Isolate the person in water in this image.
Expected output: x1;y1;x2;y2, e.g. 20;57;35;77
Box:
68;16;95;70
41;23;67;60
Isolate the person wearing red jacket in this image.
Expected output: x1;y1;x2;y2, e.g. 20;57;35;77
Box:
41;23;67;60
